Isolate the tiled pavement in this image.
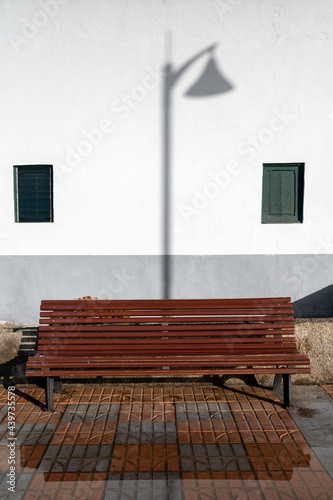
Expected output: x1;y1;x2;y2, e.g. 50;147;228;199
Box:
0;384;333;499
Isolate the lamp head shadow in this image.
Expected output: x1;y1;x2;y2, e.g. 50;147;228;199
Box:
162;41;234;299
185;56;233;97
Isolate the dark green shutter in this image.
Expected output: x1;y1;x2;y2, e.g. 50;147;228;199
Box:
262;163;304;223
14;165;53;223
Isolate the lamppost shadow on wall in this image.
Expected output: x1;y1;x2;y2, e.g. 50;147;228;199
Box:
162;38;234;299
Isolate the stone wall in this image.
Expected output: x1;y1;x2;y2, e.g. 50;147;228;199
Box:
0;323;22;365
294;318;333;384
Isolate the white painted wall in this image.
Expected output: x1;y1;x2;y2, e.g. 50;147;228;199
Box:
1;0;333;256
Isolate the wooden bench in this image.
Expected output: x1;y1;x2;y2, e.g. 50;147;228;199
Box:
26;297;310;410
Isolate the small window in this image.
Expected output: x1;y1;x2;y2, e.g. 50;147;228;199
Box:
14;165;53;223
261;163;304;223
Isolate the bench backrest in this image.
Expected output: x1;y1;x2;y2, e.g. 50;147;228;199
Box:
38;297;296;356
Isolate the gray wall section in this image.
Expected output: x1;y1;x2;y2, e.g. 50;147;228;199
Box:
0;255;332;324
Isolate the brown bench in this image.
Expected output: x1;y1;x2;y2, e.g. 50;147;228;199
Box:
26;297;310;410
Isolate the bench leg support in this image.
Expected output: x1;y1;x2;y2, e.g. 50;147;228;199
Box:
54;378;62;394
273;374;282;392
46;377;54;411
283;374;292;407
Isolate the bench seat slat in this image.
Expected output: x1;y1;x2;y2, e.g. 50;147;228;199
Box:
40;297;292;308
36;348;299;356
38;340;296;348
40;306;292;318
26;367;311;377
38;324;295;334
36;352;299;357
38;330;295;339
37;342;297;350
40;313;294;325
39;316;295;326
37;337;297;345
39;322;294;329
27;365;310;374
27;352;310;364
38;346;297;355
40;337;296;351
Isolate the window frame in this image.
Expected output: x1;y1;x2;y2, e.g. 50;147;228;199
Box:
261;162;304;224
14;164;54;223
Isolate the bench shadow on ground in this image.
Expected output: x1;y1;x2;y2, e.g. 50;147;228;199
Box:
213;378;285;409
2;370;285;413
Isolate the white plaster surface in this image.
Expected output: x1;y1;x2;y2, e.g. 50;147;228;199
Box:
0;0;333;256
1;254;333;324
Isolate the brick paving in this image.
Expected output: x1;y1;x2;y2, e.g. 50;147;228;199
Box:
0;384;333;499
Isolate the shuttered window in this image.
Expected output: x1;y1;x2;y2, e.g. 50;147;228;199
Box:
14;165;53;223
261;163;304;223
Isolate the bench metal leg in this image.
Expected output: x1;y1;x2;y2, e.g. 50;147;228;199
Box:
46;377;54;411
283;374;292;407
273;374;282;392
54;378;62;394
